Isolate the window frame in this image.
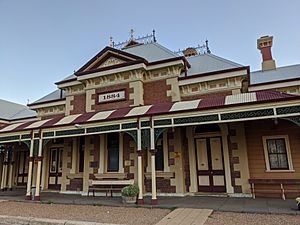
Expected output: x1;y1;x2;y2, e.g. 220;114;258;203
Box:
262;135;294;172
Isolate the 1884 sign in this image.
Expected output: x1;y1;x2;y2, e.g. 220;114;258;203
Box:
98;90;126;103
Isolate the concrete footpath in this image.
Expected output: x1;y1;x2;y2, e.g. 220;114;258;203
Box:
0;215;121;225
156;208;213;225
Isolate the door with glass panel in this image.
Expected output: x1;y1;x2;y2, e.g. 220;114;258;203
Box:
48;147;63;190
195;137;226;192
17;151;29;186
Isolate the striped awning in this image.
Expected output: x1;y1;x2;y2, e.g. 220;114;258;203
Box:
0;90;298;134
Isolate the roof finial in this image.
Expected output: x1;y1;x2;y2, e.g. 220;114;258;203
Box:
205;39;211;54
152;29;157;42
130;29;134;40
109;36;114;47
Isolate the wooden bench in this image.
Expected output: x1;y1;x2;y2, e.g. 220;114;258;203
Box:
88;179;134;197
249;179;300;200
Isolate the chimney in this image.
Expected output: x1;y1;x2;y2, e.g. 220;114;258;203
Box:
183;47;198;57
257;35;276;71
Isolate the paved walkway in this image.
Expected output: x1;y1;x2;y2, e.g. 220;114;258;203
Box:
0;215;120;225
156;208;212;225
0;188;299;215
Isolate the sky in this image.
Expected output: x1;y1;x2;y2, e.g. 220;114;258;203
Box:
0;0;300;105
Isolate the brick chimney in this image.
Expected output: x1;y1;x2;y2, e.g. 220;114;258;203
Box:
257;35;276;71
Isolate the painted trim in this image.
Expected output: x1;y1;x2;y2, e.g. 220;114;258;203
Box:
179;69;248;86
262;135;294;171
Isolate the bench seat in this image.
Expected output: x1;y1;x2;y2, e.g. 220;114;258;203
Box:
249;179;300;200
88;179;134;197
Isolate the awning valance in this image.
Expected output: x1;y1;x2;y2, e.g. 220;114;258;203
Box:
0;90;299;143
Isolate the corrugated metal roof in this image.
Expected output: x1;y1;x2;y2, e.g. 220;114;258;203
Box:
1;90;296;133
184;53;243;76
250;64;300;85
123;42;179;62
57;74;76;84
0;99;36;120
31;89;65;105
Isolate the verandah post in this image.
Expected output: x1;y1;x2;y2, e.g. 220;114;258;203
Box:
25;132;35;200
137;124;144;204
0;149;8;191
150;119;157;205
34;136;43;201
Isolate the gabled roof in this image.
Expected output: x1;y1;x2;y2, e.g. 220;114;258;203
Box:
29;89;65;106
123;42;179;62
250;64;300;86
75;46;147;76
0;99;36;121
184;53;244;77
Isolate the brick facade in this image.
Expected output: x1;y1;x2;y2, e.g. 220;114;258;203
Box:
144;79;172;105
70;94;86;115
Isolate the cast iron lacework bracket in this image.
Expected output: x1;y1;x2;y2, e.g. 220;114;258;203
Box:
42;139;51;148
282;116;300;127
23;140;31;149
154;128;167;143
124;130;137;143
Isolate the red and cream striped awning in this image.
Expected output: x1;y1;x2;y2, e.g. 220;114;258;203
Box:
0;90;298;134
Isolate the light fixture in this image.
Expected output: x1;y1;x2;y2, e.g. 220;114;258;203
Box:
75;124;84;129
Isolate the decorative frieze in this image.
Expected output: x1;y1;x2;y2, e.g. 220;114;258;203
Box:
221;109;274;120
180;77;245;97
174;114;218;124
36;105;65;118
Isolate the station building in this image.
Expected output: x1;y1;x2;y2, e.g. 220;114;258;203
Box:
0;34;299;203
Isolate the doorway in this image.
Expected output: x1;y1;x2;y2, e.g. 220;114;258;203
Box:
48;147;63;190
195;137;226;192
17;151;29;186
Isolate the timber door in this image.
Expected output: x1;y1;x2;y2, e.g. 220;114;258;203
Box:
48;147;63;190
17;151;29;186
196;137;226;192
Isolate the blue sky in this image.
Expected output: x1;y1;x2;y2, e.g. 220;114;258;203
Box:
1;0;300;104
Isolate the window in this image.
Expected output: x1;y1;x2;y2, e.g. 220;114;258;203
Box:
107;133;119;172
262;135;294;171
155;135;164;171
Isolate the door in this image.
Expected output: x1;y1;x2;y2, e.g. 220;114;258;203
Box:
48;147;63;190
195;137;226;192
17;151;29;186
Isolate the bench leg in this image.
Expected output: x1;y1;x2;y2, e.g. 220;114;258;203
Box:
280;184;286;200
251;183;255;199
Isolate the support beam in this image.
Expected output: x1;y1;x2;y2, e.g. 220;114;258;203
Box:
150;126;157;205
137;127;144;205
25;135;34;200
34;139;43;201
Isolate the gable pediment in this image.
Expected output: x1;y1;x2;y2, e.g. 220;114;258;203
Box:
75;46;147;76
98;56;126;68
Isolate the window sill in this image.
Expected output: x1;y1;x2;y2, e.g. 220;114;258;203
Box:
265;170;295;173
94;173;126;180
